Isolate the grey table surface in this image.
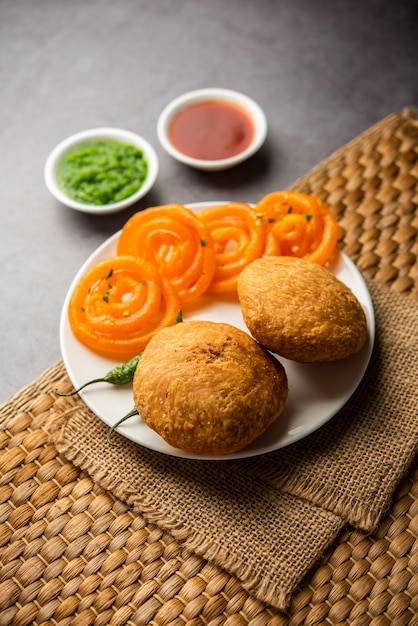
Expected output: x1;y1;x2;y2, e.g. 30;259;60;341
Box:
1;0;417;403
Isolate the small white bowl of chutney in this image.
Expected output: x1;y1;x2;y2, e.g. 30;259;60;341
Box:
157;88;268;171
44;127;159;214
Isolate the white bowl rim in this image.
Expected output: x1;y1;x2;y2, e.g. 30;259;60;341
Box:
157;88;268;171
44;127;159;214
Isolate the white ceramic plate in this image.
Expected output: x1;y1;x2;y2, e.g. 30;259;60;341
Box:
60;202;375;460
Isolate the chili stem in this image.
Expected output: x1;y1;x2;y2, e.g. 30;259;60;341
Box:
107;407;139;446
55;377;114;396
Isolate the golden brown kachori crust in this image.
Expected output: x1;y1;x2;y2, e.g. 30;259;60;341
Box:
133;320;288;455
237;256;368;362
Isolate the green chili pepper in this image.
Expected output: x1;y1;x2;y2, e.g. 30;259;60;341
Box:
55;352;143;396
107;406;139;446
56;311;184;399
104;313;188;444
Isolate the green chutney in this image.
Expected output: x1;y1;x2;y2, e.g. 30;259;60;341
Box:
57;138;148;205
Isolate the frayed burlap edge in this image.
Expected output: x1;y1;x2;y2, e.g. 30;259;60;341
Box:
44;397;345;612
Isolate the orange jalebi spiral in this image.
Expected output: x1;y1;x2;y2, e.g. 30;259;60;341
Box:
255;191;339;265
116;204;216;303
68;255;181;360
198;202;266;292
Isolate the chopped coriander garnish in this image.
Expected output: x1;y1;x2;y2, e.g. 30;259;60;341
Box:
103;284;112;302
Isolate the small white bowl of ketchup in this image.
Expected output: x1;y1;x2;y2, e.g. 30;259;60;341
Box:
157;88;268;171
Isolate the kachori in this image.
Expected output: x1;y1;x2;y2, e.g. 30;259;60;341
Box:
133;320;288;455
238;256;368;362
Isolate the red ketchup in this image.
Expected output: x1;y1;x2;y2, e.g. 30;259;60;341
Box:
169;100;255;161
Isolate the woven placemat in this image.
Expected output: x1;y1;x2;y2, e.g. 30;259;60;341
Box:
291;106;418;299
1;108;418;625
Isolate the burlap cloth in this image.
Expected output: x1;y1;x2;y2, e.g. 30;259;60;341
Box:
1;108;418;622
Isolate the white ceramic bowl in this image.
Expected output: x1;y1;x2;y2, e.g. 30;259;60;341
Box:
157;88;268;171
44;127;159;214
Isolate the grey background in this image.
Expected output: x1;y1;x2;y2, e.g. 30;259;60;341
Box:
1;0;417;401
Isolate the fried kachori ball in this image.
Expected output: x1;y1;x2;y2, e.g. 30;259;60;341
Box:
133;320;288;455
237;256;368;362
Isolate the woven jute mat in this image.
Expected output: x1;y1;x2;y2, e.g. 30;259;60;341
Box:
1;108;418;625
